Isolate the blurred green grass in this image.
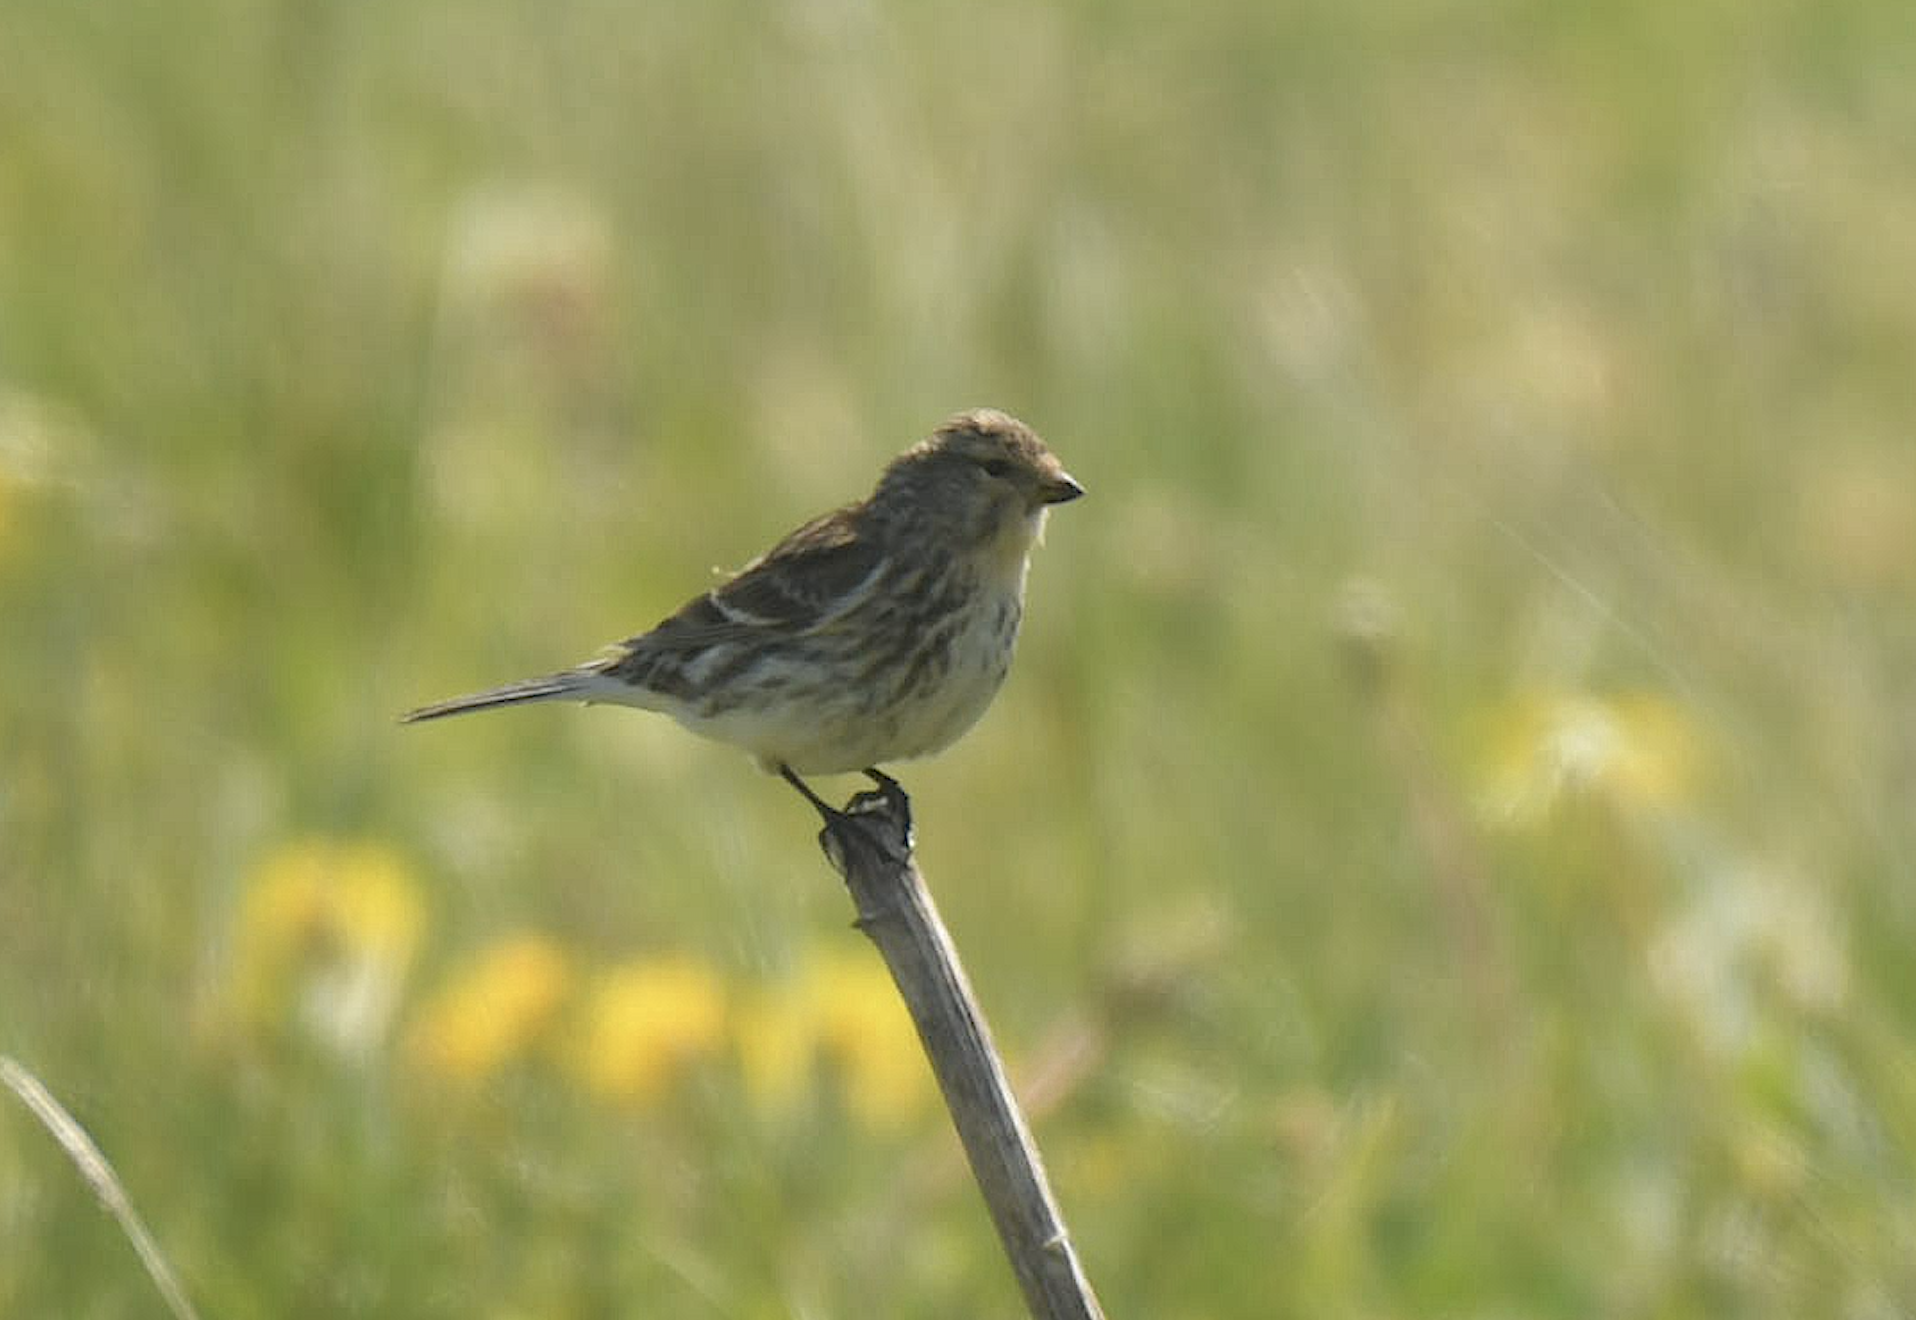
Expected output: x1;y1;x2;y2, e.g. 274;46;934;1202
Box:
5;0;1915;1315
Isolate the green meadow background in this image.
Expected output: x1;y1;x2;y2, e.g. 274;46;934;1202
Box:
4;1;1914;1315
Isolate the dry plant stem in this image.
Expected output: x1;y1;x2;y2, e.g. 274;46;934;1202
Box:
1;1056;205;1320
814;788;1106;1320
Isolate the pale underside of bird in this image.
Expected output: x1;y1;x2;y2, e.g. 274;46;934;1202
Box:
403;409;1082;805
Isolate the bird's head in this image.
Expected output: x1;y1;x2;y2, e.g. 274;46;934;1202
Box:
871;410;1083;563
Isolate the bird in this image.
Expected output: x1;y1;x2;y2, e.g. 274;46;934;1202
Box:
402;409;1083;818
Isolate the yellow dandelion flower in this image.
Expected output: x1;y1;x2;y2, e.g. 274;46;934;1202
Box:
571;955;727;1105
409;935;572;1084
1477;689;1703;827
806;950;930;1130
733;950;930;1129
231;838;426;1054
732;988;816;1116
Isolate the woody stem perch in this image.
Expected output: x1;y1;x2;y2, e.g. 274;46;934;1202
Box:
815;787;1105;1320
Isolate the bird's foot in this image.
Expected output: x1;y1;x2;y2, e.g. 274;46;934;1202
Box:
779;765;914;867
850;767;912;837
845;768;914;864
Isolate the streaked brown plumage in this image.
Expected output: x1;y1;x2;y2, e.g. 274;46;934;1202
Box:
403;409;1082;805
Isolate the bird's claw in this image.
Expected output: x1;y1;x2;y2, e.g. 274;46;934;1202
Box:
850;768;912;844
827;770;912;863
781;764;914;866
855;768;908;814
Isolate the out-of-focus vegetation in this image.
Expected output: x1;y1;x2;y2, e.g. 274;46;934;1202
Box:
4;1;1914;1315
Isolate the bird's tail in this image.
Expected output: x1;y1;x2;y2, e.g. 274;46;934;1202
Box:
401;670;596;724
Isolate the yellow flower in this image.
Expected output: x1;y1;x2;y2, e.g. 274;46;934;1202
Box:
809;951;929;1129
231;838;426;1055
571;955;728;1105
735;949;930;1130
409;935;573;1084
1477;689;1702;827
732;989;814;1116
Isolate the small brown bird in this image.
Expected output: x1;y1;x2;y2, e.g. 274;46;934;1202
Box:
403;409;1083;813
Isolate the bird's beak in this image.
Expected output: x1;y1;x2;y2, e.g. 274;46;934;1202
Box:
1042;472;1086;505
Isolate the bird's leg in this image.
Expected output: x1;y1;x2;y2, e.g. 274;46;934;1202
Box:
779;764;842;825
780;764;912;864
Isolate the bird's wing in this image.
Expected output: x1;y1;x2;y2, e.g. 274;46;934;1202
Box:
611;506;886;657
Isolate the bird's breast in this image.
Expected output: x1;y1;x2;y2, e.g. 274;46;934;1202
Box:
878;583;1024;761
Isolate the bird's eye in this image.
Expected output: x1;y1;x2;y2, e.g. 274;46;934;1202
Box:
980;458;1013;479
